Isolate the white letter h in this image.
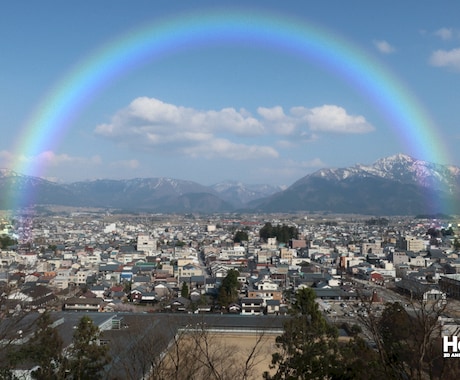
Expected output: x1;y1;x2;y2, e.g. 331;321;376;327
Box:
444;336;459;352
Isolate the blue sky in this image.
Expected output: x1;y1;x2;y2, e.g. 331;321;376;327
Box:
1;1;459;186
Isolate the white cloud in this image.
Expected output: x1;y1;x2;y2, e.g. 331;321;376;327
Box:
0;150;101;168
257;105;286;121
296;105;375;133
182;138;279;160
95;97;374;160
434;27;454;40
373;40;395;54
113;97;264;137
257;106;297;135
429;48;460;70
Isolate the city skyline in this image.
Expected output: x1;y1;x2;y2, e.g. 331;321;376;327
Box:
1;1;460;186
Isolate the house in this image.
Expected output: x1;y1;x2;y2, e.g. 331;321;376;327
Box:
427;249;448;263
205;277;219;295
63;296;104;312
439;274;460;300
7;285;56;310
177;263;202;278
132;275;151;288
189;289;202;302
241;297;264;315
247;289;282;305
89;284;106;298
313;288;358;301
228;303;242;313
396;278;446;303
169;297;191;312
369;271;384;284
154;283;173;298
130;286;157;303
266;299;281;315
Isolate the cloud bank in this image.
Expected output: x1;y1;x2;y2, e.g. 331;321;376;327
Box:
429;48;460;71
95;97;375;159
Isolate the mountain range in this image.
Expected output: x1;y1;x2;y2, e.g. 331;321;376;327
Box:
1;154;459;215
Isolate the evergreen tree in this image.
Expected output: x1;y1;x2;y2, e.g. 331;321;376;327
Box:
181;282;189;298
453;237;460;251
233;230;248;243
66;316;110;380
0;235;16;249
218;269;240;307
259;223;298;244
265;288;341;379
28;313;64;380
10;312;64;380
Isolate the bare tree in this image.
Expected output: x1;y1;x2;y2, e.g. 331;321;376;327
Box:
105;314;270;380
163;322;269;380
356;283;457;380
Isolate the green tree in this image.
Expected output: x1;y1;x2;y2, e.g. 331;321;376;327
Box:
181;282;189;298
0;235;16;249
453;237;460;251
218;269;240;307
265;287;341;379
233;230;248;243
337;336;386;380
259;223;298;244
66;316;110;380
259;222;273;241
3;313;65;380
25;312;64;380
377;302;413;374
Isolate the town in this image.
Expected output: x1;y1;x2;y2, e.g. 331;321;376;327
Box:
2;209;460;378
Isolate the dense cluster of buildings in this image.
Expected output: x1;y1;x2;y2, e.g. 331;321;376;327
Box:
1;212;460;315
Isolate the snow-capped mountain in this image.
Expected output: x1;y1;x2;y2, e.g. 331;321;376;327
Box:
308;154;460;194
1;154;459;215
253;154;460;215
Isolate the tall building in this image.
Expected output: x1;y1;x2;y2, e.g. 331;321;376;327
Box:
137;233;157;254
397;236;426;252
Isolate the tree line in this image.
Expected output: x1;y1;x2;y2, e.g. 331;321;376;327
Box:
259;223;298;244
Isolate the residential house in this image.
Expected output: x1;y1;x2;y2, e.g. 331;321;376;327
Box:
228;303;242;313
168;296;190;312
177;263;202;278
7;285;56;310
63;296;104;312
241;297;264;315
266;299;281;315
396;278;446;303
131;286;157;303
154;283;172;298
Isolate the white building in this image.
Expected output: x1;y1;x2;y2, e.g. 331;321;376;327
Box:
137;234;157;254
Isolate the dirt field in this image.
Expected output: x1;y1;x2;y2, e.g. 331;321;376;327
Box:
159;330;279;379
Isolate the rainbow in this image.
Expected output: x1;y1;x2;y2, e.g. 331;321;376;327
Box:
8;8;451;211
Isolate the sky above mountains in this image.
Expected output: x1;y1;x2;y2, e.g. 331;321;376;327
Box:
1;1;459;186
